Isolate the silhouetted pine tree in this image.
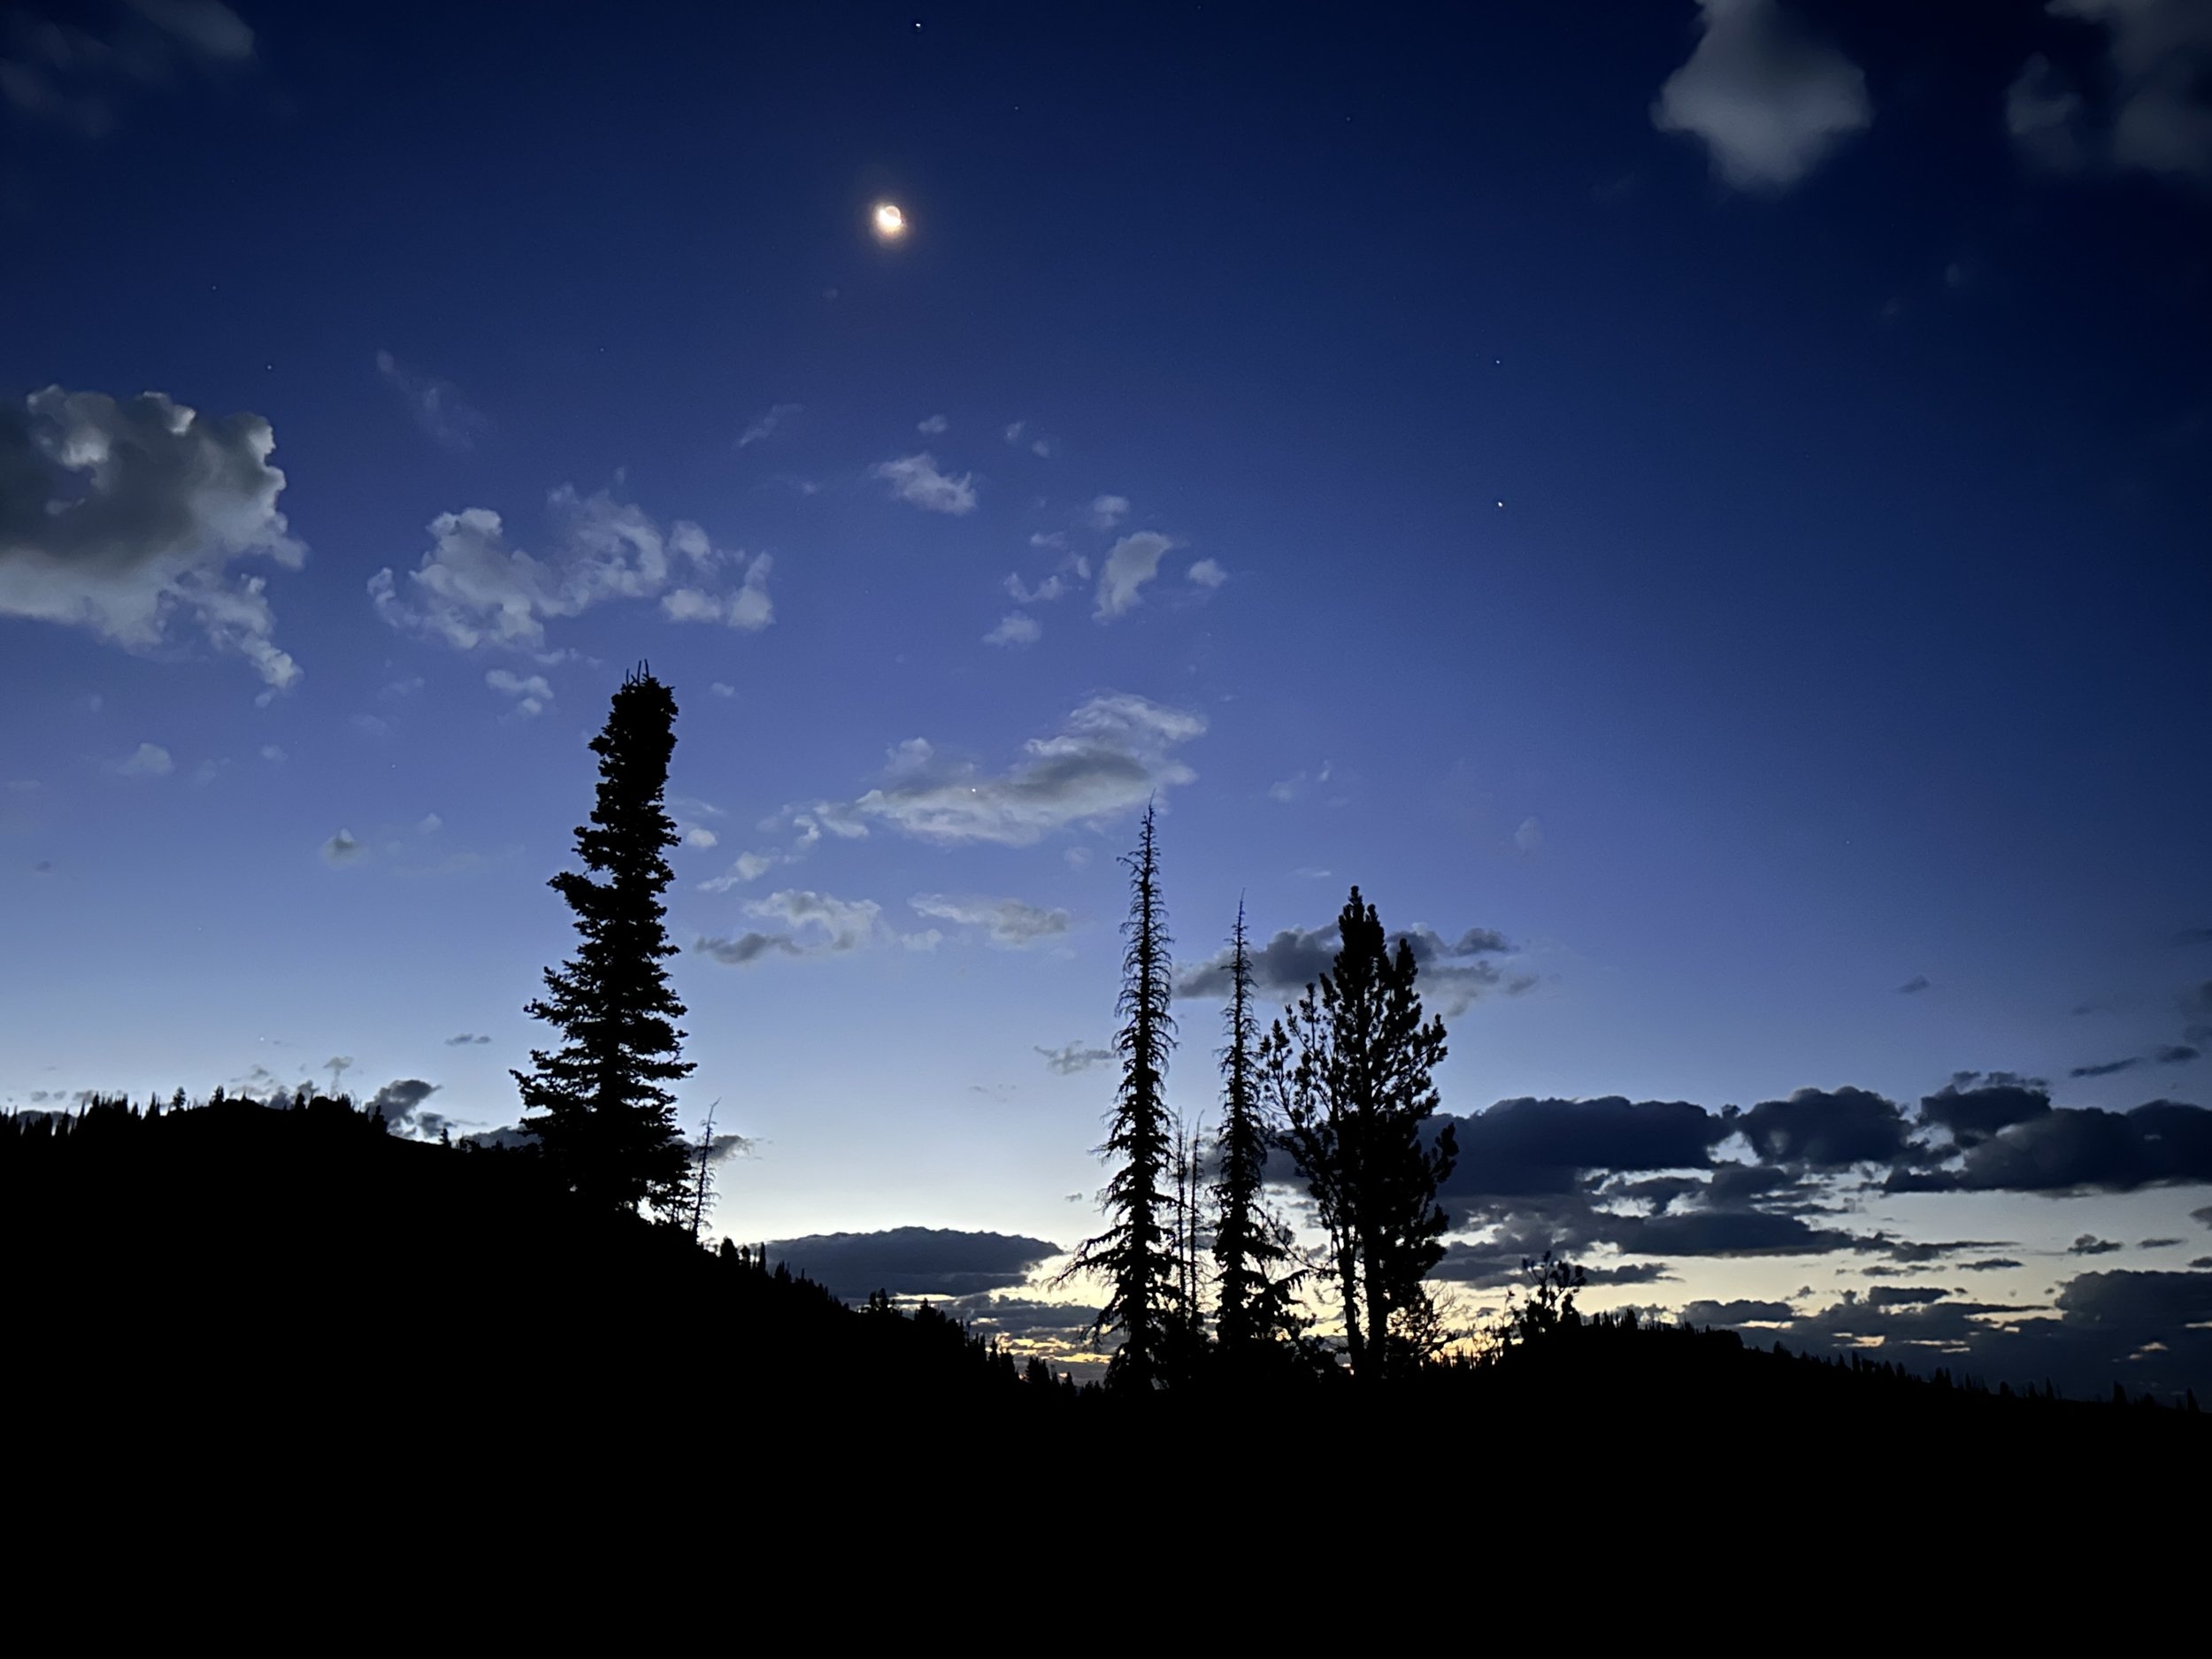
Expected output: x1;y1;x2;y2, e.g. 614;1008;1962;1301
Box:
1065;803;1178;1389
514;666;695;1221
1210;900;1302;1369
1270;887;1455;1381
1162;1109;1210;1379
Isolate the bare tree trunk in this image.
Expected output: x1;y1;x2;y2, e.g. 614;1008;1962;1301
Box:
687;1100;718;1243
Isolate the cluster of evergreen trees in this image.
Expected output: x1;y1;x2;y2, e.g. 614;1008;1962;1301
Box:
1065;804;1463;1390
495;666;1467;1388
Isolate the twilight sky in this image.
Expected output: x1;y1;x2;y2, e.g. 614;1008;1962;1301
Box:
4;0;2210;1394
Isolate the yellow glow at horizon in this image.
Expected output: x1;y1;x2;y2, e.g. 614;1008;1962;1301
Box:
872;202;907;241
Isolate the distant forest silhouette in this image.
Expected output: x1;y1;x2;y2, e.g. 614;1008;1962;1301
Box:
8;672;2207;1481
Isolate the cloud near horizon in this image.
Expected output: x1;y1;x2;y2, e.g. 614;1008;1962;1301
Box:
1179;917;1525;1016
764;1226;1063;1300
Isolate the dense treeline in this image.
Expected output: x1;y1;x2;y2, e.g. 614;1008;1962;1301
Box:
10;1091;2203;1427
6;1089;2206;1532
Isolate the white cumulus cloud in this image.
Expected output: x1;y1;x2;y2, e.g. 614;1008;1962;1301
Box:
1;388;303;688
985;611;1041;648
872;452;977;515
664;550;773;632
1094;531;1178;620
486;668;552;717
370;487;770;651
1652;0;1870;191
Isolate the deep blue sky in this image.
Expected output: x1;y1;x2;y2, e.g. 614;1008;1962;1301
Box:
4;0;2209;1390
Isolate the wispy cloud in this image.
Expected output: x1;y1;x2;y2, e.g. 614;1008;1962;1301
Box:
697;888;893;964
376;350;489;452
910;893;1072;947
837;693;1204;847
1269;762;1332;804
111;741;173;778
872;452;977;515
737;403;802;448
1038;1041;1112;1075
2007;2;2212;182
0;0;254;137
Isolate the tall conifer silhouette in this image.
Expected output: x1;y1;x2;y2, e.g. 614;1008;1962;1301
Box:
1270;887;1455;1380
514;666;694;1220
1065;802;1177;1388
1210;900;1300;1365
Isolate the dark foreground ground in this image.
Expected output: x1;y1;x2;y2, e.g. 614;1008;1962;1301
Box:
8;1094;2204;1540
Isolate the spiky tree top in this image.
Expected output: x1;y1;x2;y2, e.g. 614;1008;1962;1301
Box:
1211;899;1301;1362
1067;803;1178;1389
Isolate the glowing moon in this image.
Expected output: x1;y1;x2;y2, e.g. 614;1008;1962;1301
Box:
872;202;907;241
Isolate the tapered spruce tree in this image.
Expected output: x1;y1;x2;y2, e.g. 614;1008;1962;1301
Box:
1065;803;1178;1389
1210;900;1302;1366
514;666;695;1221
1270;887;1455;1381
